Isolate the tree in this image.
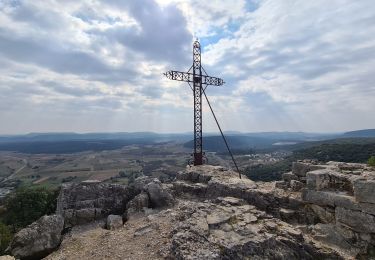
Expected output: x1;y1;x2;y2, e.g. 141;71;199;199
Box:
3;187;58;231
368;156;375;167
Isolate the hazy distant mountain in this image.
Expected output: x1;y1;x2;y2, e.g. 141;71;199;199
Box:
184;135;279;152
0;132;192;143
341;129;375;138
0;130;374;154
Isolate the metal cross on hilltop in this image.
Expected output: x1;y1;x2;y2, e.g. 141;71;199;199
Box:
164;41;241;178
164;40;224;166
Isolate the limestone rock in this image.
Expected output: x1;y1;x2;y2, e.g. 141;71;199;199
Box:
126;192;149;217
335;207;375;233
308;204;335;224
275;180;288;189
306;170;331;190
292;162;323;177
56;182;136;228
145;179;175;208
290;180;304;191
206;211;231;227
279;208;297;222
8;215;64;260
302;189;335;206
282;172;298;182
106;215;123;230
169;200;341;260
0;256;15;260
309;224;363;258
353;179;375;204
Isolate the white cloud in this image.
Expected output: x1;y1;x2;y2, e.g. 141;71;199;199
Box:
0;0;374;134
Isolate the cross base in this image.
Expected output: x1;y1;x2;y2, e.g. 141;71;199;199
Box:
194;152;203;166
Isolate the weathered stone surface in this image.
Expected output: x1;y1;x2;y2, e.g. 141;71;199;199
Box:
302;189;335;206
353;179;375;204
206;211;232;227
8;215;64;260
359;202;375;215
308;204;335;224
172;181;208;197
106;214;123;230
56;182;136;227
275;181;288;189
292;162;323;177
306;170;352;192
309;224;364;258
145;179;175;208
169;200;341;260
335;207;375;233
282;172;298;182
302;189;359;210
126;192;149;217
290;180;304;191
48;162;375;259
306;170;331;190
0;256;15;260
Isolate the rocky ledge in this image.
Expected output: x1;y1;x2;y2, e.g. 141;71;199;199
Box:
5;161;375;259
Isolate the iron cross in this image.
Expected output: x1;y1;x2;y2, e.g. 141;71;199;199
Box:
164;40;225;165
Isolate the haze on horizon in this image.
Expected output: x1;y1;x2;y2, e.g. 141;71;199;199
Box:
0;0;375;135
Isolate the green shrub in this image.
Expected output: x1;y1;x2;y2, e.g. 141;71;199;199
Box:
0;221;12;254
368;156;375;166
3;187;58;231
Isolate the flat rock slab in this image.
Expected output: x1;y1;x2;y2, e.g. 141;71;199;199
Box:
207;211;232;227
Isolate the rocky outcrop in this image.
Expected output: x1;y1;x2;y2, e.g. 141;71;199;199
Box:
173;165;305;222
169;198;341;259
35;161;375;259
56;181;136;228
7;215;64;260
277;160;375;258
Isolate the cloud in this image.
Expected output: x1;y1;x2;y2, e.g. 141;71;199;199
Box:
0;0;374;134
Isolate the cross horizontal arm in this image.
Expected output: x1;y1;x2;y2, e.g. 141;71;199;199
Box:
164;70;224;86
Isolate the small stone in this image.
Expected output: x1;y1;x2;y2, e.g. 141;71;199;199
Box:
106;215;123;230
206;211;231;227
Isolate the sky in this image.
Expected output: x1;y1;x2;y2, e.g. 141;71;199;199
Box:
0;0;374;134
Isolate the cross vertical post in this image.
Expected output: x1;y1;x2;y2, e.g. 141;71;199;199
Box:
193;41;203;165
164;40;225;166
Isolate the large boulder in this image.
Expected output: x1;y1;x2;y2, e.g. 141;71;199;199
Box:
8;215;64;260
126;192;150;216
292;162;323;177
145;179;175;208
56;181;136;227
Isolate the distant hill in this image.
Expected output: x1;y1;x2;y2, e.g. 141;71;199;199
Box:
341;129;375;138
184;135;279;152
1;130;374;154
0;139;159;154
291;138;375;163
0;132;192;144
